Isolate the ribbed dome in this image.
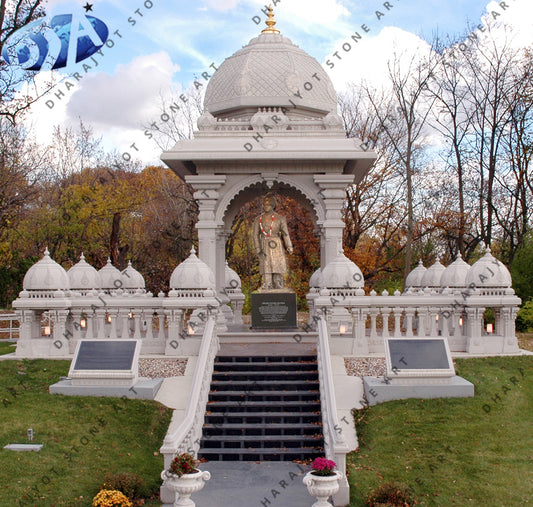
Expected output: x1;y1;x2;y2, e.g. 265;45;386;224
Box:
170;248;215;289
309;267;323;288
465;248;512;288
320;253;364;289
204;32;337;116
68;253;100;291
122;260;145;290
98;258;123;290
225;262;242;289
420;258;446;288
405;260;427;289
23;247;69;291
440;254;470;288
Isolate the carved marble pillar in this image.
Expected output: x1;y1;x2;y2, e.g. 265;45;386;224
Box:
314;175;355;267
185;175;226;288
404;308;415;337
165;309;184;356
350;307;369;355
50;310;69;357
466;307;484;353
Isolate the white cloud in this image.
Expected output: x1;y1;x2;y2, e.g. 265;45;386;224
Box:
280;0;350;25
203;0;239;11
327;26;431;93
19;71;72;148
65;51;180;130
483;0;533;48
246;0;350;28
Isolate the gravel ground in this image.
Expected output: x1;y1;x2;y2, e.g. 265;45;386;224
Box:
344;357;386;377
139;358;188;378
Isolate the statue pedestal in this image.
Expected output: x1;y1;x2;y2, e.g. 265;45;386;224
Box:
251;291;297;330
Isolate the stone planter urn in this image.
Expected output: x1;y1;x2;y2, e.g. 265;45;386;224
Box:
303;470;343;507
161;469;211;507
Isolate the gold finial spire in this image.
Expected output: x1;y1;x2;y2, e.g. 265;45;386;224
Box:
262;5;280;34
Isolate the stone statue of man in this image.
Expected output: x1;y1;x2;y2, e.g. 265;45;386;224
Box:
253;194;294;290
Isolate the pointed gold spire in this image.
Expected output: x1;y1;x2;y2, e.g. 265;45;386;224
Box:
262;4;280;34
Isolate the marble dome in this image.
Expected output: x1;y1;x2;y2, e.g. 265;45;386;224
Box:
440;254;470;288
465;248;512;289
225;262;242;289
420;258;446;288
204;14;337;116
405;260;427;289
122;260;146;290
320;252;364;289
23;247;69;292
98;258;124;290
309;267;323;288
67;253;100;291
170;248;215;290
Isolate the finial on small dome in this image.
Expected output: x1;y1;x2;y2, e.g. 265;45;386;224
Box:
80;252;85;261
418;259;424;266
191;246;197;255
127;260;132;267
262;5;280;34
44;247;50;257
486;244;492;255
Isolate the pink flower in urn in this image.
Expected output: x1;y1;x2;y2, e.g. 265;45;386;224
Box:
311;457;337;476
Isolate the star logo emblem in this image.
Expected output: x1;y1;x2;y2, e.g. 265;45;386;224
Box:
83;3;93;12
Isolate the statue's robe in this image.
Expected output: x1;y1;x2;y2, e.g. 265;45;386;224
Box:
253;212;293;276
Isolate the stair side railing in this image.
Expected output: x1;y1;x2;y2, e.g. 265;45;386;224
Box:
160;313;219;469
317;314;351;506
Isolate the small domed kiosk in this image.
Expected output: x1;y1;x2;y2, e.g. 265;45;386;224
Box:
13;248;71;357
68;253;100;295
405;260;427;292
122;260;146;295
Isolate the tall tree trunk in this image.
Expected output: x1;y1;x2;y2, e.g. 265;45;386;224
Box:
110;212;121;267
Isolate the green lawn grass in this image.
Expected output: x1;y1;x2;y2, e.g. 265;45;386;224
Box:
0;359;172;506
0;340;16;355
347;356;533;506
2;356;531;506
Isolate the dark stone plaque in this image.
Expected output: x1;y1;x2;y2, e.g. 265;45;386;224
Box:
388;339;450;370
73;340;137;371
251;292;297;329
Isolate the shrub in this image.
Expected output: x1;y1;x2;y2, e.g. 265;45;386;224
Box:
92;489;132;507
516;301;533;332
100;472;148;501
366;481;416;506
511;234;533;302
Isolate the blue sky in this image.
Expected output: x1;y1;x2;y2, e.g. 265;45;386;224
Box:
43;0;497;84
15;0;533;164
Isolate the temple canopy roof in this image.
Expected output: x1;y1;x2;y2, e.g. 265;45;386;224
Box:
161;7;376;182
204;32;337;116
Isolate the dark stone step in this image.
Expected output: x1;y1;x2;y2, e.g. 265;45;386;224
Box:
200;434;323;448
206;401;321;413
198;447;323;462
215;355;317;364
214;362;318;372
210;380;319;392
202;354;323;463
208;391;319;403
204;412;321;424
203;423;321;437
212;371;318;381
